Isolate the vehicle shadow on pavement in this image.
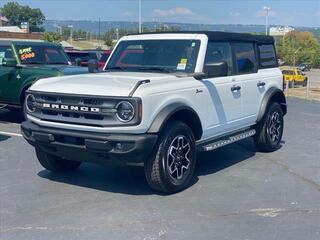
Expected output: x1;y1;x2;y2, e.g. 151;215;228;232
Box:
0;110;24;124
37;138;258;195
0;134;11;142
195;138;256;178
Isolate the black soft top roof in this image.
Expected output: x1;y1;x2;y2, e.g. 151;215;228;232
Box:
135;31;274;44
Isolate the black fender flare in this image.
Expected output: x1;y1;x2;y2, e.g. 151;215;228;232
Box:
257;87;287;122
147;103;203;139
19;83;34;104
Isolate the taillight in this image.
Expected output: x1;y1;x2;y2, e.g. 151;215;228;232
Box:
282;75;285;92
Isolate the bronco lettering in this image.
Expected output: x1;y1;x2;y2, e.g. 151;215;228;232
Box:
42;103;100;113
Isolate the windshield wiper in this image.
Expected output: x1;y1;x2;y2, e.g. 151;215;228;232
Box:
138;67;173;73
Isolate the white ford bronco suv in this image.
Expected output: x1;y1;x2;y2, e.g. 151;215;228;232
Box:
21;31;286;193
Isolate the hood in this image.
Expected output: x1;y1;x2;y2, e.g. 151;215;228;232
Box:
30;71;177;97
26;64;89;75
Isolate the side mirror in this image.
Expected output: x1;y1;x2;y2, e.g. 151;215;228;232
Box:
75;58;82;66
203;62;228;78
88;59;99;73
2;58;17;67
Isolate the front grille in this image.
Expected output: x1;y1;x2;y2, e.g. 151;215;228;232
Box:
27;92;140;127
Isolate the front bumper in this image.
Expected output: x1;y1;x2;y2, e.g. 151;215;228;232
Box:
21;121;158;166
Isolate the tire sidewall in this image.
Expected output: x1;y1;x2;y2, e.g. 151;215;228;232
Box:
265;103;284;149
159;122;196;192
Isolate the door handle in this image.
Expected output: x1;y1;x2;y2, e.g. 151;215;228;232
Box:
257;81;266;87
231;85;241;92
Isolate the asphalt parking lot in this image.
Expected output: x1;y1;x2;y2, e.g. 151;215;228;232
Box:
0;97;320;240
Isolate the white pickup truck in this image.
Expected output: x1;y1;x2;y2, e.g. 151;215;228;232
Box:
21;31;286;193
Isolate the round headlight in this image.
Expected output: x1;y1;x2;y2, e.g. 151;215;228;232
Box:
116;101;135;122
26;94;36;113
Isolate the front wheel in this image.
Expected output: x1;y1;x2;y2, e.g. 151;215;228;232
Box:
254;102;284;152
144;121;196;193
36;148;82;172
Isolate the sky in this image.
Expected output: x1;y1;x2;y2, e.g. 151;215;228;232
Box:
1;0;320;27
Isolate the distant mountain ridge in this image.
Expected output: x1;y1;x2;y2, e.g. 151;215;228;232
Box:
44;20;318;34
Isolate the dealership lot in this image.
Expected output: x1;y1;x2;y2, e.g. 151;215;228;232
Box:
0;97;320;240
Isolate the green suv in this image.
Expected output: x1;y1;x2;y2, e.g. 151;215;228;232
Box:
0;41;88;111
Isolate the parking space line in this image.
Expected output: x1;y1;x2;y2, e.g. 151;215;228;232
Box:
0;131;23;137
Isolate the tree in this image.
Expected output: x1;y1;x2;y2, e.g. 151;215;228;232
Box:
61;26;71;41
276;31;320;68
43;32;61;43
0;2;45;32
73;29;88;40
104;33;114;48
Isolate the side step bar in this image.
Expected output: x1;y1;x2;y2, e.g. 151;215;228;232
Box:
197;129;256;152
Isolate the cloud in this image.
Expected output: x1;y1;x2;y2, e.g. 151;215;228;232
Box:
122;11;134;16
229;12;240;17
255;9;277;18
153;7;194;18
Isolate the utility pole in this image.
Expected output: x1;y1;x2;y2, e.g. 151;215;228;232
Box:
139;0;142;33
68;25;73;44
116;28;119;41
264;6;271;35
153;19;157;32
293;47;302;67
98;17;101;47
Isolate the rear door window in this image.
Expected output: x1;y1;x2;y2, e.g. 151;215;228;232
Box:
233;43;257;74
205;42;233;75
258;44;277;68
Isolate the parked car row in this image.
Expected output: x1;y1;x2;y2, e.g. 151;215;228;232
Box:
1;32;287;193
19;31;287;193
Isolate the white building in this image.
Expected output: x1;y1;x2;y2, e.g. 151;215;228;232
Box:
270;26;295;36
0;26;24;33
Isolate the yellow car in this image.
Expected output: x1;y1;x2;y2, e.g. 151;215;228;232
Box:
282;68;308;87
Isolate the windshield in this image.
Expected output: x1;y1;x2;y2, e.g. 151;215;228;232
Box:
14;44;69;65
106;40;201;73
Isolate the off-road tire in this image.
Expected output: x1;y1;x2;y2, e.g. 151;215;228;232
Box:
36;148;82;172
254;102;284;152
144;121;196;194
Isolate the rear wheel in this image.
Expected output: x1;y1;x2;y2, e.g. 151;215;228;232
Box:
144;121;196;193
36;148;82;172
254;102;284;152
